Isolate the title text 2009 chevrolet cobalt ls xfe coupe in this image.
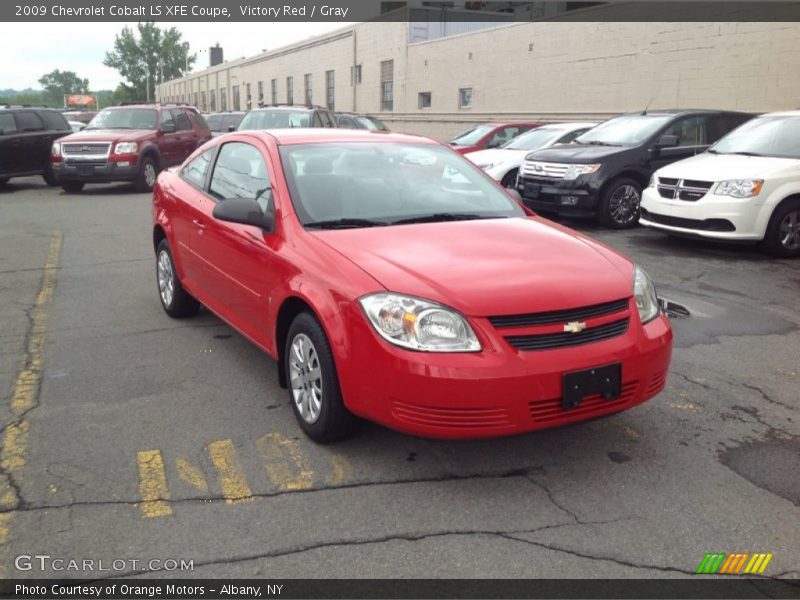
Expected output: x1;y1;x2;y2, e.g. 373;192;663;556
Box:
153;129;672;442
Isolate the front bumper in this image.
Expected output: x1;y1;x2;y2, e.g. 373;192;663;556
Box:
640;187;766;241
339;302;673;439
52;159;139;183
517;175;600;217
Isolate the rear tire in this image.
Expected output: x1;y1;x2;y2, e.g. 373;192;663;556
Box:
42;164;58;186
156;239;200;318
285;312;359;443
60;181;84;193
761;199;800;258
597;178;642;229
135;156;159;193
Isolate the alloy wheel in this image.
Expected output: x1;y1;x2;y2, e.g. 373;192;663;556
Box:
144;163;157;188
609;185;641;225
157;250;175;307
289;333;323;424
778;209;800;250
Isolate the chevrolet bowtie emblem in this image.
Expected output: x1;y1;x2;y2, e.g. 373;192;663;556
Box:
563;321;587;333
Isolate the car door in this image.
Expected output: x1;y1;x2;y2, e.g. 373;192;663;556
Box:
171;147;216;288
172;109;199;161
158;109;181;166
0;112;21;177
648;115;709;171
192;140;276;347
13;111;46;172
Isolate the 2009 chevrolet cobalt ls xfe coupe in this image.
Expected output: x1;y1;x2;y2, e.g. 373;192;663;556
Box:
153;129;672;442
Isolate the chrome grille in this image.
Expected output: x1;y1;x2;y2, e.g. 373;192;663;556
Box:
521;160;570;179
62;143;112;155
656;178;714;202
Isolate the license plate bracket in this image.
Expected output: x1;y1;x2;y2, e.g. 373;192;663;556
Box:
562;363;621;410
77;165;95;176
524;183;540;198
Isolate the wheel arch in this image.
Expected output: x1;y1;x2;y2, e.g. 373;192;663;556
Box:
601;170;649;196
274;295;328;389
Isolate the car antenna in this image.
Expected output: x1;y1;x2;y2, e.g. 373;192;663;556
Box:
642;97;654;115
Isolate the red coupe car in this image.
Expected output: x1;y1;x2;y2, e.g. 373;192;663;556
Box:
152;129;672;442
448;122;543;154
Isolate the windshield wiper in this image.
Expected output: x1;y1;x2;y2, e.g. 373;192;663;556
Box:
392;213;506;225
582;141;621;146
727;151;765;157
304;218;388;230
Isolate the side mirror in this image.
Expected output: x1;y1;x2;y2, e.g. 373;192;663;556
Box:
654;134;679;149
162;121;176;134
227;125;236;132
212;197;275;232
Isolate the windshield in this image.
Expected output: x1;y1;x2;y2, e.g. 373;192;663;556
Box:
86;108;157;130
356;116;388;131
238;109;310;130
280;142;525;227
503;127;563;150
710;116;800;159
450;124;495;146
575;114;673;146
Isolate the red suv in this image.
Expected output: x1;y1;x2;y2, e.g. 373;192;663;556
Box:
51;103;211;193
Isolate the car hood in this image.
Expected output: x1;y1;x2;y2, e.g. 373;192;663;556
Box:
656;152;800;181
58;129;156;143
525;143;627;163
311;217;633;316
465;148;528;166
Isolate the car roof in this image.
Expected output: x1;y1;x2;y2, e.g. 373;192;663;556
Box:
247;105;318;112
538;122;598;130
619;109;752;117
240;128;436;146
758;110;800;118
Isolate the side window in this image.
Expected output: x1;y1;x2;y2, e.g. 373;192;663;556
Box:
209;142;271;203
40;111;70;131
488;127;520;148
339;116;356;128
172;110;191;132
15;111;44;132
0;113;17;134
161;110;175;131
661;115;707;147
206;115;222;132
181;149;214;189
557;129;587;144
188;110;208;131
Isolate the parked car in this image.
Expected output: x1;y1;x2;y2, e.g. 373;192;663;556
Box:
335;112;389;131
465;122;597;188
63;110;97;125
641;110;800;257
152;129;672;442
517;110;754;228
50;103;212;193
206;111;245;137
68;120;86;133
237;105;337;130
448;122;543;155
0;105;71;187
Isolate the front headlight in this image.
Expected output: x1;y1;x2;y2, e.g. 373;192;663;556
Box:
633;266;659;324
114;142;138;154
359;293;481;352
714;179;763;198
563;163;601;180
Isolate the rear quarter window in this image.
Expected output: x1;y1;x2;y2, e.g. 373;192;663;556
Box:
15;111;44;132
0;113;17;133
39;111;71;131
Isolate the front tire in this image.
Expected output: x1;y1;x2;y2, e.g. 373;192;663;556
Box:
597;178;642;229
285;312;358;443
761;199;800;258
156;239;200;317
135;156;159;193
60;181;84;193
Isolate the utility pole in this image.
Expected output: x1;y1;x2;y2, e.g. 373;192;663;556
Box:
146;71;150;103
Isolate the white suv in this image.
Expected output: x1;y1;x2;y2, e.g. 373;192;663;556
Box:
640;110;800;257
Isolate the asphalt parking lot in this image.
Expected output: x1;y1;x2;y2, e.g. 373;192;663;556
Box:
0;176;798;580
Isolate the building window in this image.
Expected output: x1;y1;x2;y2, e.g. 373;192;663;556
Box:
257;81;264;106
459;87;473;109
350;64;362;85
220;87;227;111
271;79;277;105
232;85;240;111
245;83;252;108
286;76;293;105
325;70;335;110
200;91;207;112
418;92;431;109
193;92;199;108
380;60;393;112
210;90;216;112
304;73;313;105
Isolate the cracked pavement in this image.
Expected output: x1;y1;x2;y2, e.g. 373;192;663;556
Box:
0;177;797;580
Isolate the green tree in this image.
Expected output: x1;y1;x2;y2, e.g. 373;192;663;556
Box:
38;70;90;107
103;23;194;103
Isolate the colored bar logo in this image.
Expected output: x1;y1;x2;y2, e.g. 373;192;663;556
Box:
696;552;773;575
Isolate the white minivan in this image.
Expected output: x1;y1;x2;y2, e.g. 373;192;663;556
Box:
640;110;800;257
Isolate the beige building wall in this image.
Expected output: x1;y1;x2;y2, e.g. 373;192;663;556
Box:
157;15;800;142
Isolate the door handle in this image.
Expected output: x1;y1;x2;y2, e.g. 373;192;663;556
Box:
175;135;183;141
192;219;206;230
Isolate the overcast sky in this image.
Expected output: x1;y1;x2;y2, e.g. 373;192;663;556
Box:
0;22;354;91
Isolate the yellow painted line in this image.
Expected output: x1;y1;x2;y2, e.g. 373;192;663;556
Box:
176;458;208;493
257;433;313;491
136;450;172;518
757;553;773;574
326;453;350;486
207;439;252;503
614;423;640;440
